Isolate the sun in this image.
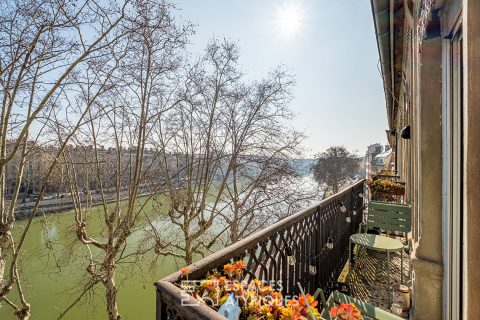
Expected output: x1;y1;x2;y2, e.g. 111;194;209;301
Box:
273;1;307;39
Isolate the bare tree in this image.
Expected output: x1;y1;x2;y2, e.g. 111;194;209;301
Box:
59;1;193;319
145;40;243;265
312;146;360;197
216;69;318;244
143;39;315;265
0;1;130;318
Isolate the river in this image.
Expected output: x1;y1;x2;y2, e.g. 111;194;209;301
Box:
0;198;181;320
0;175;318;319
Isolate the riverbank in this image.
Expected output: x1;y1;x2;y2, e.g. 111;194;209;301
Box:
14;191;154;219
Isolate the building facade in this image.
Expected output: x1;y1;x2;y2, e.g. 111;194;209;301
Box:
365;143;391;177
370;0;479;318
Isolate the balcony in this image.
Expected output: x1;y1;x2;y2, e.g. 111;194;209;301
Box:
154;180;365;319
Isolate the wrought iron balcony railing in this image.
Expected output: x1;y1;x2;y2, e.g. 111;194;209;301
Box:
155;179;365;320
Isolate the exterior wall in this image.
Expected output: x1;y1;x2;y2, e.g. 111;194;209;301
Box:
394;0;479;318
464;0;480;317
394;2;445;319
372;0;479;317
411;33;444;320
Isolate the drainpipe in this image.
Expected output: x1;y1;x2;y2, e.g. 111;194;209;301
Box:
389;0;397;174
390;0;395;127
371;0;397;170
370;0;394;129
395;131;398;174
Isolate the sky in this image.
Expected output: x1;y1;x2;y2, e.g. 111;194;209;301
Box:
174;0;388;157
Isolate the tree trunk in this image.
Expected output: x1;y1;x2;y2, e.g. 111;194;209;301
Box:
230;209;239;244
14;307;30;320
0;230;11;289
0;240;5;288
104;257;120;320
185;239;193;265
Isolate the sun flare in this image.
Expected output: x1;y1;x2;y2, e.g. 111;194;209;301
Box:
273;1;306;39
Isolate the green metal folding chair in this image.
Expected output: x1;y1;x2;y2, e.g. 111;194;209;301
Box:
348;202;412;306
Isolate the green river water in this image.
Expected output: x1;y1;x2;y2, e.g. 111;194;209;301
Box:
0;198;187;320
0;176;294;320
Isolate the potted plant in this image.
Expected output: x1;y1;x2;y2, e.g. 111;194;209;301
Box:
176;260;322;319
328;303;362;320
367;178;405;197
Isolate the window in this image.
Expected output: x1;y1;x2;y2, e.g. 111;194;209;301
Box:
443;18;463;320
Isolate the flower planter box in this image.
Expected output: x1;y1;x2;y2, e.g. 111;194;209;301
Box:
372;186;405;197
174;261;322;320
368;178;406;198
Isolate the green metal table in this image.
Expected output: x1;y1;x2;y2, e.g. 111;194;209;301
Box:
348;233;404;307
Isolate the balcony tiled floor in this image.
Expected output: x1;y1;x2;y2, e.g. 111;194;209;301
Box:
343;236;410;318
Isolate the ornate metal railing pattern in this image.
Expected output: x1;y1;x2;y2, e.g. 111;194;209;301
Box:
155;180;365;320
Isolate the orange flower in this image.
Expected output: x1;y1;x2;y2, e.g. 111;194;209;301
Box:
298;293;318;309
286;299;303;315
180;268;190;276
258;285;274;296
310;307;321;320
329;305;340;318
279;305;302;320
287;298;300;309
218;276;227;286
271;291;283;300
228;282;244;295
205;278;219;291
259;305;275;319
247;299;260;312
223;263;236;277
330;303;362;320
234;260;246;271
265;294;283;308
339;303;362;320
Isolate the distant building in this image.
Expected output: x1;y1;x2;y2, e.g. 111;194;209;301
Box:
4;140;55;200
364;143;391;177
371;148;392;171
